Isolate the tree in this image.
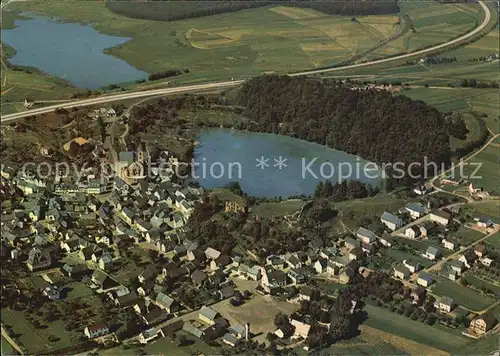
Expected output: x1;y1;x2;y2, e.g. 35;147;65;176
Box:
177;334;187;347
97;116;106;142
274;312;295;338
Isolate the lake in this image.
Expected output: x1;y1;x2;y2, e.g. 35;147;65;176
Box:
194;129;382;198
1;16;148;89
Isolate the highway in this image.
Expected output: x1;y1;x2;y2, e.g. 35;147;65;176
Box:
0;1;491;123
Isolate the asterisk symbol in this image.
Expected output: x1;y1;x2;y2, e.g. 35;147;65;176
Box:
273;156;288;170
256;156;269;170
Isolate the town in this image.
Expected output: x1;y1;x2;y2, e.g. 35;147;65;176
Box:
1;125;498;354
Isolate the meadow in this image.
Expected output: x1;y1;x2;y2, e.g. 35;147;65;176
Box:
454;226;486;246
363;304;470;352
453;143;499;192
363;2;484;59
430;278;495;311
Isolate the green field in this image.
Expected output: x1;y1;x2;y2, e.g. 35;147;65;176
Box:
463;274;500;295
334;194;405;230
4;2;400;78
362;2;484;59
455;226;486;246
446;24;500;60
363;304;470;352
430;278;495;311
250;199;308;217
486;231;500;248
452;332;500;355
453;143;499;193
382;248;434;268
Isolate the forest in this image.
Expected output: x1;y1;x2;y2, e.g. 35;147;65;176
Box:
237;75;451;185
106;0;398;22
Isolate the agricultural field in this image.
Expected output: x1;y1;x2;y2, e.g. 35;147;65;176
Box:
334;194;406;230
4;2;400;79
430;278;495;311
452;143;499;193
486;231;500;248
365;2;485;59
455;226;486;246
446;23;500;60
250;199;308;218
363;304;470;352
452;332;500;356
1;44;81;115
382;247;434;269
463;274;500;296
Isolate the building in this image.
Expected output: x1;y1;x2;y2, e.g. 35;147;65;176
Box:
403;259;421;273
84;322;109;339
394;264;410;279
405;203;425;219
261;268;287;293
139;327;165;344
378;232;394;247
224;199;248;214
474;243;486;258
469;314;498;335
419;221;434;238
380;212;403;231
424;246;440;261
42;285;60;300
430;210;451;226
405;226;421;239
199;306;218;326
356;227;377;244
417;272;433;287
436;296;455;313
442;236;459;251
477;216;494;229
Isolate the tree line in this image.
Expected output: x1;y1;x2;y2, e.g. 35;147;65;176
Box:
106;0;398;22
237;75;451;186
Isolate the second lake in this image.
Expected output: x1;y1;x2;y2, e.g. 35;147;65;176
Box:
194;129;383;198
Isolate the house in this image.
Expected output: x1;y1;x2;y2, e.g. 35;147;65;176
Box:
84;322;109;339
469;314;498;335
348;246;364;261
480;257;493;267
424;246;441;261
191;269;208;286
441;263;460;281
138;266;158;284
436;296;455;313
442;236;460;251
154;292;176;313
142;306;169;326
224;198;248;214
199;306;218;326
61;263;89;279
474;243;486;258
217;286;235;301
287;269;306;285
356;227;377;244
42;285;60;300
477;216;494;229
405;226;421;239
417;272;433;287
222;333;241;347
344;236;360;250
210;254;232;270
405;203;426;219
290;319;311;340
429;210;451;226
98;253;113;270
420;221;434;237
92;269;114;290
380;212;403;231
285;255;302;269
261;268;287;293
314;258;328;274
413;184;432;195
115;292;139;309
394;264;410;279
27;247;52;271
411;286;427;305
205;247;221;260
139;327;165;344
459;249;477;268
378;232;394;247
403;259;421;273
298;286;316;301
238;264;261;280
228;324;247;339
183;322;204;338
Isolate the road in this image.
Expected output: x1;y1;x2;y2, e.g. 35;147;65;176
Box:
0;1;491;122
425;226;500;273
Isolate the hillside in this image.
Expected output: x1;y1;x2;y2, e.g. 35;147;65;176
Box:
106;0;399;22
237;75;451;184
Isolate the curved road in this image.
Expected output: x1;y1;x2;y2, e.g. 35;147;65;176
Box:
0;1;491;123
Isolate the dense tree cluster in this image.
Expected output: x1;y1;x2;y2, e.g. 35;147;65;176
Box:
148;69;184;81
314;180;378;201
237;75;451;185
106;0;398;22
446;115;469;140
461;79;499;88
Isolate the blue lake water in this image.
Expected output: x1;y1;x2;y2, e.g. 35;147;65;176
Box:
1;16;148;89
194;129;382;198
